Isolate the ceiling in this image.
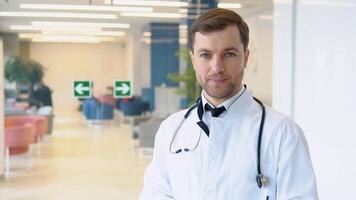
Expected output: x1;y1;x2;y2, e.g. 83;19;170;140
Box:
0;0;272;43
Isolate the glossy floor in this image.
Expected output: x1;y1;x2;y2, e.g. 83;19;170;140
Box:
0;112;151;200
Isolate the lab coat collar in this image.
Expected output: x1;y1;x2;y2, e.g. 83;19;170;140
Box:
200;85;252;118
201;85;245;109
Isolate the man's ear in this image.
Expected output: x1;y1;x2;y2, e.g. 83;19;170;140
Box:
244;49;250;68
190;50;196;69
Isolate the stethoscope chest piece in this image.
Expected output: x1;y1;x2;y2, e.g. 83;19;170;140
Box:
256;174;269;188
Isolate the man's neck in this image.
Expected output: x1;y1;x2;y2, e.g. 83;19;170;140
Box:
203;86;242;107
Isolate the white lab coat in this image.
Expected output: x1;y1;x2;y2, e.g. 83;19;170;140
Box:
140;89;318;200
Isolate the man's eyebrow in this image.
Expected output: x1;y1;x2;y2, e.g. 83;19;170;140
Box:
224;47;239;52
196;48;212;53
196;47;240;53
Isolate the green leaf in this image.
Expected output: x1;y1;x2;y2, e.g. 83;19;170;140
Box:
4;56;45;85
167;48;201;105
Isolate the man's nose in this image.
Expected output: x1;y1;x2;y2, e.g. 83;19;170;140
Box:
210;56;225;73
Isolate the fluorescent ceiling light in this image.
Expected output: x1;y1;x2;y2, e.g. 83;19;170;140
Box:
10;25;43;31
11;25;102;32
105;0;188;7
142;32;151;37
217;3;242;9
179;38;187;44
32;21;130;29
140;38;151;44
19;33;43;38
121;12;187;18
41;30;125;36
179;24;188;30
19;33;116;43
32;39;100;43
180;32;187;37
20;4;153;12
0;11;117;19
259;15;274;20
179;8;188;13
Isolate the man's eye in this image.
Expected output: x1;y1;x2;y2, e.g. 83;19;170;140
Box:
200;53;211;59
225;52;236;57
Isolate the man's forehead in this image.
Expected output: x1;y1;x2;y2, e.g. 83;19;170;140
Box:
193;25;243;51
194;35;243;52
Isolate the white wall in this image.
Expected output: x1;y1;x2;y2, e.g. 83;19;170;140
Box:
273;0;356;199
0;37;5;177
2;34;19;62
29;42;129;114
127;24;151;96
272;1;294;114
245;9;273;105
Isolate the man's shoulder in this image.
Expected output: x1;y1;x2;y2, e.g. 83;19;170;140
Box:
263;105;304;137
161;108;190;125
264;106;292;123
153;108;192;142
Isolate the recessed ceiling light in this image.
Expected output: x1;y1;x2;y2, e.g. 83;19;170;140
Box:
19;34;116;43
31;21;130;29
41;30;125;37
142;32;152;37
217;3;242;9
11;25;102;32
0;11;117;19
120;12;187;18
20;4;153;12
105;0;188;7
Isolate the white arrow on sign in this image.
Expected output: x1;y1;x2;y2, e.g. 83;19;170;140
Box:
116;83;130;94
75;83;90;95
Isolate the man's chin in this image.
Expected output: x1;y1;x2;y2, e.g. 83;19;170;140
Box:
204;89;231;99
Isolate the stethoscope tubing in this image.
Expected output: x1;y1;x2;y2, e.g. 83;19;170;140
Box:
168;95;267;188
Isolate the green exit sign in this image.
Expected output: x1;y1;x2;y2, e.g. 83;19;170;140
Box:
114;81;131;98
74;81;92;98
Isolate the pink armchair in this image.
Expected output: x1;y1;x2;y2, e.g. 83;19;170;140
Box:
4;123;35;175
5;115;48;142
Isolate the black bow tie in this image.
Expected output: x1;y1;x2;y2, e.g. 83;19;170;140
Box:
204;103;226;117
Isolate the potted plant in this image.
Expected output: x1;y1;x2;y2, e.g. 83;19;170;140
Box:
4;56;31;84
168;48;201;107
5;56;45;101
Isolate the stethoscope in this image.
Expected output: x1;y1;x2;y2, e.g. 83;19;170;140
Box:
168;89;268;189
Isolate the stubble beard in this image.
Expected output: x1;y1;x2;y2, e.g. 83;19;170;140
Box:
202;80;238;100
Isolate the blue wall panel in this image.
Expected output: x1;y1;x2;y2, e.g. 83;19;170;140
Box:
150;23;179;87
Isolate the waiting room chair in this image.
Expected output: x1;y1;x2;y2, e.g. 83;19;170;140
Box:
4;123;35;175
5;115;48;143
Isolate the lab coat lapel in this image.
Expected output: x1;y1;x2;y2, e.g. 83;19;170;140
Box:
201;89;255;196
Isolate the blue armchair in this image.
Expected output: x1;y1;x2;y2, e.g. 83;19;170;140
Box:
120;100;148;116
82;98;113;120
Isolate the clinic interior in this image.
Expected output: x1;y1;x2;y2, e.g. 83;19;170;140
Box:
1;0;355;199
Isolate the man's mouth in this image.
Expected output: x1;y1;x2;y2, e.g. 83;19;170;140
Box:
208;78;227;84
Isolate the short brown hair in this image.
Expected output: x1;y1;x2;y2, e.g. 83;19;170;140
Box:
188;8;249;51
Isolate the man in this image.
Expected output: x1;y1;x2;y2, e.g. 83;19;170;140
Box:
140;8;318;200
30;81;53;108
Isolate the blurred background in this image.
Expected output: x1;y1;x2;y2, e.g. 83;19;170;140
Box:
0;0;355;199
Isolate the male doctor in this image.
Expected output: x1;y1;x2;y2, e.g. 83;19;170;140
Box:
140;8;318;200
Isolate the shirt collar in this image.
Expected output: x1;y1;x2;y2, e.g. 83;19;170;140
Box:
201;85;246;112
